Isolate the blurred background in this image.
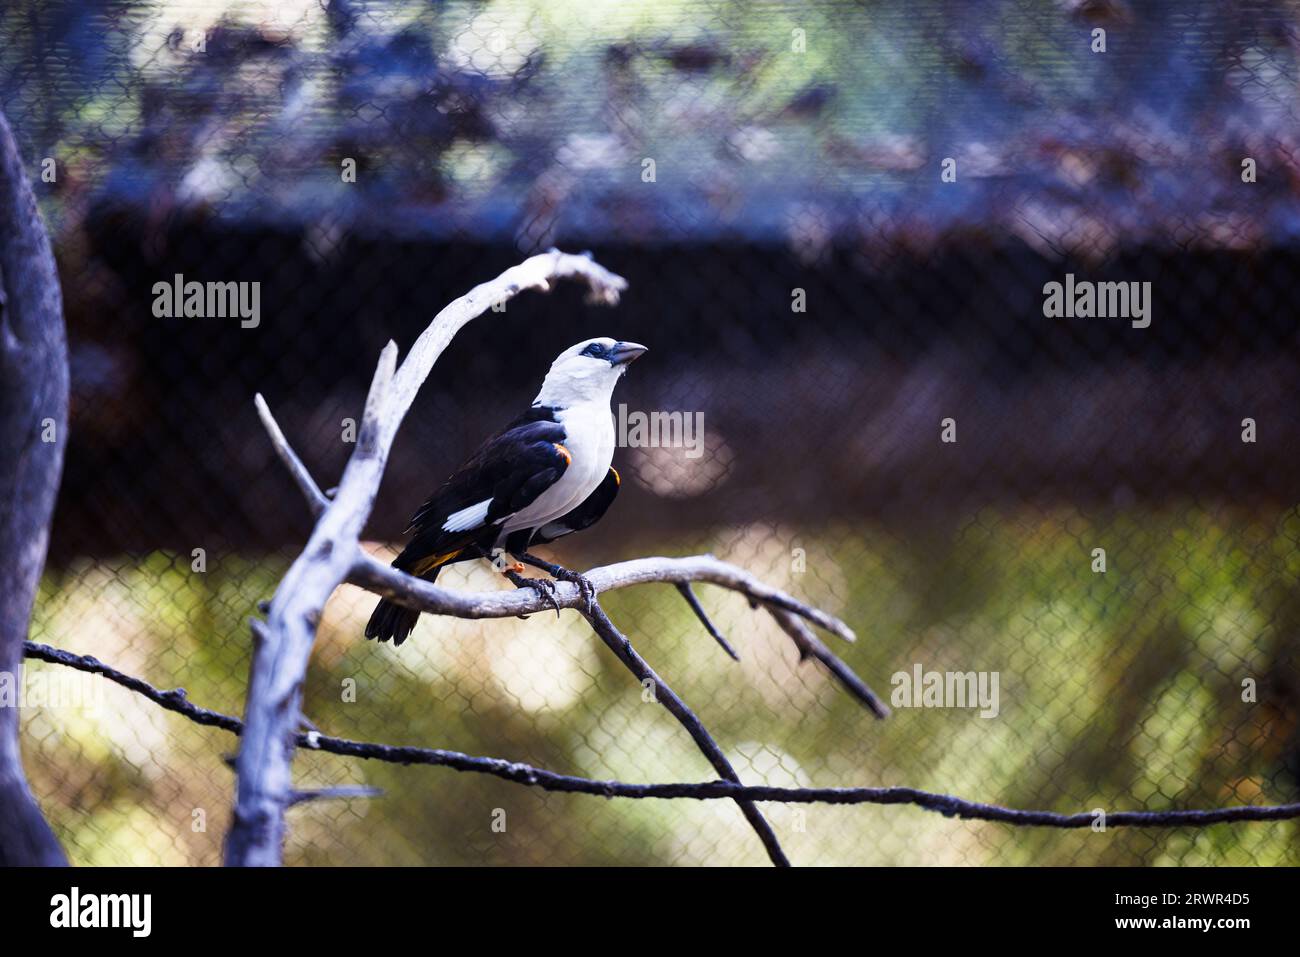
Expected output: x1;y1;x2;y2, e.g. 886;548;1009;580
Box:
4;0;1300;865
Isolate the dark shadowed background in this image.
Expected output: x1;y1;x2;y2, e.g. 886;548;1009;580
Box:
3;0;1299;864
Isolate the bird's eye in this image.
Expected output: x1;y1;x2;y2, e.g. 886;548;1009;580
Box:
581;342;607;358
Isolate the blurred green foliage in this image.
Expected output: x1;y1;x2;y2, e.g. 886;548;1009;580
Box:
22;505;1300;865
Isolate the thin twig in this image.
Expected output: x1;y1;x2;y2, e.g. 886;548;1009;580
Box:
254;393;330;516
288;786;383;807
576;601;788;866
25;641;241;732
675;583;740;661
766;607;890;718
25;640;1300;830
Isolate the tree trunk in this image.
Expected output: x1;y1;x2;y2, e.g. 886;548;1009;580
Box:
0;108;70;866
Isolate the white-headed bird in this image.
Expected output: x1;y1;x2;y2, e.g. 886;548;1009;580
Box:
366;337;647;644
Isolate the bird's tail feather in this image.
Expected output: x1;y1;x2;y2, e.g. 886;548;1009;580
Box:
365;598;422;646
365;557;452;645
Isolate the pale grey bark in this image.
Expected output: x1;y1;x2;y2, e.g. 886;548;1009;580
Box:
0;109;69;866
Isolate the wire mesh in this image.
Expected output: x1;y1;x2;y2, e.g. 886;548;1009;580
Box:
5;0;1300;865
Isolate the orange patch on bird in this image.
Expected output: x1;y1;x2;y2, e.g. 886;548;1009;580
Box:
412;549;462;576
553;443;572;465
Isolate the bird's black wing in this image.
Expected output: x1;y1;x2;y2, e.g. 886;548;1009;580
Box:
527;467;621;546
394;407;571;572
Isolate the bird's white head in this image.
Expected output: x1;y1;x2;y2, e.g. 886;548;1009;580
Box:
533;337;648;409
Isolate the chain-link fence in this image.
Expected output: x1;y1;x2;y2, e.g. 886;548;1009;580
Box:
5;0;1300;865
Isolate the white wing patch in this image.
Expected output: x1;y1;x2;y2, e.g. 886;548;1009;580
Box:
442;498;492;533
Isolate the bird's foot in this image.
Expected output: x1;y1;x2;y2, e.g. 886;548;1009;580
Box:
515;552;597;613
553;566;597;614
503;570;561;618
526;577;563;618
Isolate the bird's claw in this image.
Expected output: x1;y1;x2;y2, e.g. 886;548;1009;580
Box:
530;577;563;618
555;569;597;614
507;555;596;614
509;573;562;618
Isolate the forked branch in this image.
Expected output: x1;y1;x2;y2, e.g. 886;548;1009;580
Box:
236;252;888;866
227;251;636;866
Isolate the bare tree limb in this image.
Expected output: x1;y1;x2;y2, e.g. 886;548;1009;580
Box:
675;582;740;661
288;786;383;807
257;362;886;864
227;251;630;866
0;108;69;866
348;552;855;643
765;607;890;718
351;550;887;863
27;641;1300;834
255;393;330;516
576;601;789;865
241;251;885;865
25;641;243;733
348;552;883;711
584;555;857;643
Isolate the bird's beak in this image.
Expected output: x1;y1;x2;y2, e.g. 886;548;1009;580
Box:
609;341;648;366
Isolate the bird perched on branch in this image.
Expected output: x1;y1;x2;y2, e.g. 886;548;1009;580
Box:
366;337;648;645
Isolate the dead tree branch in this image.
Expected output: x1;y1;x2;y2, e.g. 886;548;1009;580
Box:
0;108;69;866
346;550;881;716
256;384;877;720
576;600;789;864
27;641;1300;834
239;252;888;866
227;251;639;866
255;403;871;695
348;548;887;865
675;582;740;661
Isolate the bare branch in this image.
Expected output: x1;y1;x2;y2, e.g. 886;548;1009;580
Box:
288;786;384;807
599;555;856;644
241;251;870;865
27;641;1300;834
348;552;883;713
576;601;789;866
25;641;243;733
228;251;629;866
766;607;890;718
346;551;846;631
675;582;740;661
254;393;329;516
